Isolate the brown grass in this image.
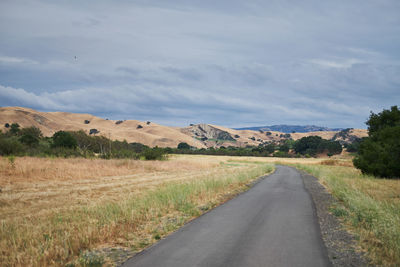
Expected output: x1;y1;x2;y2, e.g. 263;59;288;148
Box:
0;155;273;266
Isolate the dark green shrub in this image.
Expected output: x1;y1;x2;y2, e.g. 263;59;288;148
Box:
141;148;166;160
19;127;42;146
52;131;77;149
89;128;99;135
177;142;191;150
353;106;400;178
9;123;20;135
354;126;400;178
0;137;24;155
294;136;323;156
279;143;289;153
294;136;342;156
325;140;342;155
130;142;149;153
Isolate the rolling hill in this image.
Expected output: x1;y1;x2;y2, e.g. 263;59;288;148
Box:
0;107;368;148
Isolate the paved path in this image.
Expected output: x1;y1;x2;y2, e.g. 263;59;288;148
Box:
122;166;331;267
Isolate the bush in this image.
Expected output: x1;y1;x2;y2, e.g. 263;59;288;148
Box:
19;127;42;146
354;126;400;178
141;148;166;160
52;131;77;149
294;136;342;156
177;142;191;150
89;129;99;135
9;123;20;135
0;137;24;155
345;138;363;153
294;136;323;156
354;106;400;178
130;142;149;153
278;143;289;153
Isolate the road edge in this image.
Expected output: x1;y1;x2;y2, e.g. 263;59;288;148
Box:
118;167;277;266
298;169;373;266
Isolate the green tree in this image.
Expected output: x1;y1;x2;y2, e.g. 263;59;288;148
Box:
354;106;400;178
177;142;191;150
52;131;77;149
19;127;42;146
0;137;24;155
9;123;20;135
294;136;323;156
279;143;290;153
367;106;400;136
325;140;342;155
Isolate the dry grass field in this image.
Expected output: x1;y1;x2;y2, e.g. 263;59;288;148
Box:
0;155;273;266
1;154;398;266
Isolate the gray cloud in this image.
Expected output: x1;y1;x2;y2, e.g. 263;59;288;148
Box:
0;0;399;128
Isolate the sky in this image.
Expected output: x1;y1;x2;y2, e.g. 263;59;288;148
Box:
0;0;399;128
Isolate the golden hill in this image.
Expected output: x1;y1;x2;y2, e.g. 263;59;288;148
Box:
0;107;205;148
0;107;368;148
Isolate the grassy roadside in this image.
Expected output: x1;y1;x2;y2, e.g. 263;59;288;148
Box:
0;157;273;266
292;163;400;266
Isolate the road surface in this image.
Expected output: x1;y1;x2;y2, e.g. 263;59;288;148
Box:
122;165;331;267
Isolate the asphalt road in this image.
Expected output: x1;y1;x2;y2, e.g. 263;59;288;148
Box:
122;165;331;267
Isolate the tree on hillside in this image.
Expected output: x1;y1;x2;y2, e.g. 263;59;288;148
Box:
294;136;342;156
52;131;77;149
9;123;20;136
294;136;323;156
19;127;43;146
353;106;400;178
177;142;191;150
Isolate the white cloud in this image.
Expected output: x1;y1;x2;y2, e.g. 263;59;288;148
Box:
0;56;38;65
309;58;363;69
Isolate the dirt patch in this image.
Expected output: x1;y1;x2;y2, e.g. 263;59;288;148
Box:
300;170;373;266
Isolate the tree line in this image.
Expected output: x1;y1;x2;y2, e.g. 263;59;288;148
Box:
0;123;343;160
175;136;342;158
0;125;165;160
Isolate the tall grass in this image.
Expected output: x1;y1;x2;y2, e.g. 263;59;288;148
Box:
294;164;400;265
0;157;273;266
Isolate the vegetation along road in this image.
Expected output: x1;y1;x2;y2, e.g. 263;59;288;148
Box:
122;166;332;267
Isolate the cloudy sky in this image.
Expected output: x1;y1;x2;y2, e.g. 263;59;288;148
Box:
1;0;399;128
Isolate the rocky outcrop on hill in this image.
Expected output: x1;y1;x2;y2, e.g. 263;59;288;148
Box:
185;124;235;142
331;128;365;144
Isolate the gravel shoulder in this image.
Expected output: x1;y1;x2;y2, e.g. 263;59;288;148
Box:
300;170;373;266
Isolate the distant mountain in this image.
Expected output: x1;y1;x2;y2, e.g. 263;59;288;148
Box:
235;125;343;133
